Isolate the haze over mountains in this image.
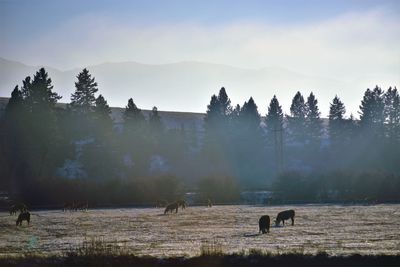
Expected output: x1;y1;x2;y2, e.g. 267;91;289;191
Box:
0;57;396;117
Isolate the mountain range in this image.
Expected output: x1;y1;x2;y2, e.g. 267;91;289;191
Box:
0;57;390;116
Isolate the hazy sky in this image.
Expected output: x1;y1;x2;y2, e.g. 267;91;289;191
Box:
0;0;399;115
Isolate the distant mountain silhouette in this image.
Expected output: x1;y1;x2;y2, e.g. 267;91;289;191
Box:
0;57;349;114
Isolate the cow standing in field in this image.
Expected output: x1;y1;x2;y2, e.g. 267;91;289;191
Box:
177;199;186;210
259;215;270;234
16;211;30;226
9;203;27;215
275;209;295;226
164;202;179;214
207;199;213;207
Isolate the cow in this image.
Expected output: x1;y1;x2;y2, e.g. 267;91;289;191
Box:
75;201;88;211
275;209;295;226
63;202;73;212
164;202;179;214
177;199;186;210
9;203;27;215
16;211;30;226
207;199;213;207
259;215;270;234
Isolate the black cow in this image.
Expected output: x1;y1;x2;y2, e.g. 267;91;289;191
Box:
16;211;30;226
177;199;187;210
9;203;27;215
259;215;270;234
275;209;295;226
164;202;179;214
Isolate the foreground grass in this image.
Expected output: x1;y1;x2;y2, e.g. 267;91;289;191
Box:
1;237;399;266
1;253;399;267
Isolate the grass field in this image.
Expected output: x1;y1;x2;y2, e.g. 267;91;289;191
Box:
1;204;399;258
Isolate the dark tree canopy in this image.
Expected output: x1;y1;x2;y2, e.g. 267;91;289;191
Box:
329;95;346;144
239;97;261;131
266;95;283;132
305;92;322;144
70;68;98;113
359;86;385;132
124;98;145;126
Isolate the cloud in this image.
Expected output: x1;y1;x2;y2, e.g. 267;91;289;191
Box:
5;8;398;75
1;7;399;116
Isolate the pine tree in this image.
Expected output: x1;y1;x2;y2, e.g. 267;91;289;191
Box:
5;69;63;184
22;68;61;112
217;87;232;116
359;86;385;136
202;87;233;175
384;87;400;141
266;95;284;134
93;94;113;137
328;95;346;145
204;87;232;130
1;86;25;188
70;68;98;114
124;98;145;127
287;91;307;144
5;86;23;114
305;92;321;145
266;95;284;173
149;106;163;133
239;97;261;131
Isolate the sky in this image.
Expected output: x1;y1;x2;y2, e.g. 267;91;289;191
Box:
0;0;399;115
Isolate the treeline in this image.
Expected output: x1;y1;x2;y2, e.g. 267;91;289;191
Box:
0;67;399;205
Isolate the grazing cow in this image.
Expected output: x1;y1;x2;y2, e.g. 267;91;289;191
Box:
275;209;295;226
16;211;30;226
259;215;270;234
164;202;179;214
177;199;186;210
9;203;27;215
75;201;88;211
63;202;76;211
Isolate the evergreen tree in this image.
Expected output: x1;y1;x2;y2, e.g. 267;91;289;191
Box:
2;69;63;188
328;95;346;145
124;98;145;126
384;87;400;141
22;68;61;111
287;91;307;144
204;87;232;130
5;86;24;113
266;95;284;135
70;68;98;114
217;87;232;117
1;86;25;189
149;106;163;133
93;94;112;135
239;97;261;131
305;92;322;145
359;86;385;136
202;87;233;175
121;98;149;176
265;95;284;173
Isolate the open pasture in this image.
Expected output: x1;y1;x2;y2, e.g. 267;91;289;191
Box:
1;204;399;257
